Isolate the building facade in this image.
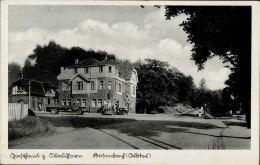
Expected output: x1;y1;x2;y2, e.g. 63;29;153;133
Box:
10;78;58;111
57;58;138;113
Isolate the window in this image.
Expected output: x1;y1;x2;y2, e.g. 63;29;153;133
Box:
119;83;121;92
108;66;112;73
76;99;81;106
122;84;125;92
62;99;66;105
74;68;78;74
100;81;104;89
119;72;121;77
99;66;103;73
82;99;86;107
76;81;84;90
108;81;112;90
84;67;89;74
91;81;95;90
92;99;96;108
18;86;23;91
132;86;136;95
67;99;71;105
97;99;102;108
114;82;116;91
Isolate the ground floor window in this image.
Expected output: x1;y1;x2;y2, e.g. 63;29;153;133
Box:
92;99;96;108
82;99;86;107
76;99;81;105
62;99;66;105
97;99;102;108
67;99;71;105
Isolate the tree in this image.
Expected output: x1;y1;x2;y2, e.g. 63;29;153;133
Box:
8;62;22;88
134;59;178;113
134;58;195;113
22;40;116;87
164;6;251;127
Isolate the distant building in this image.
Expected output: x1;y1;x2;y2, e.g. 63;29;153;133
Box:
9;78;58;111
57;58;138;113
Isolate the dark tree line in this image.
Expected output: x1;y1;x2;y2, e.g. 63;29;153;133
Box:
9;40;239;116
164;6;251;127
21;41;115;86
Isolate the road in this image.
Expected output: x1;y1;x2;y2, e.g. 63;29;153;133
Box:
9;111;250;149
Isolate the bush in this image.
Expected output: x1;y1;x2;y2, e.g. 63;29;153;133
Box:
8;116;55;141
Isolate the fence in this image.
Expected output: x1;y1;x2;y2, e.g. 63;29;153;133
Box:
8;103;28;121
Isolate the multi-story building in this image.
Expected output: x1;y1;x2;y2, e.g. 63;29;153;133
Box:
10;78;58;111
57;58;138;113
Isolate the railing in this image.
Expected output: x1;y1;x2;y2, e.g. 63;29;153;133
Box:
8;103;28;121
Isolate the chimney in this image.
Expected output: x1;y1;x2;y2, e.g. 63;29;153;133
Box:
75;59;79;64
60;67;64;73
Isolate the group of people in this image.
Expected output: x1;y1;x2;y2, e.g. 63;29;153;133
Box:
197;103;233;118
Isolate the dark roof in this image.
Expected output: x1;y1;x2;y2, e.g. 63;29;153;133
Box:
99;58;120;66
117;62;134;80
67;58;100;69
10;78;57;97
66;58;135;80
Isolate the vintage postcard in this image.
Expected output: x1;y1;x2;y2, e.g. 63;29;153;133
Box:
0;0;259;164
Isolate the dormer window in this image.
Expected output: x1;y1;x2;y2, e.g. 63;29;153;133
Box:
84;67;89;74
74;68;78;74
99;66;103;73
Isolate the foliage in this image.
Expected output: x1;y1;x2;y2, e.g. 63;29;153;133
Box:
8;116;55;141
15;40;231;116
8;62;22;88
22;41;116;86
134;59;195;113
164;6;251;127
190;88;226;116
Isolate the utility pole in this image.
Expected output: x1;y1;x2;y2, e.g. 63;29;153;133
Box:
28;80;31;109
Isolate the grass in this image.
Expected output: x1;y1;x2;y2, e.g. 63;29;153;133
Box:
8;116;56;141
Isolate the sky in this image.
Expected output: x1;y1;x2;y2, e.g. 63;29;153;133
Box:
8;5;231;90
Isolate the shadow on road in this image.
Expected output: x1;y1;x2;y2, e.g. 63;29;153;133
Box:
222;121;247;127
39;116;219;137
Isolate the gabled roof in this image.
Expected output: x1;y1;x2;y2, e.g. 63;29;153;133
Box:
10;78;58;97
67;58;100;69
70;73;90;82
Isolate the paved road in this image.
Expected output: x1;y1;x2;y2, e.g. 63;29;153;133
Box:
9;111;250;149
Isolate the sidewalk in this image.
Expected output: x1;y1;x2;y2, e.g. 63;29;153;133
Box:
222;126;251;139
220;122;251;149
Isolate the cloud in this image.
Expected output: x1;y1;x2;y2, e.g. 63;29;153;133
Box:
8;8;230;90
